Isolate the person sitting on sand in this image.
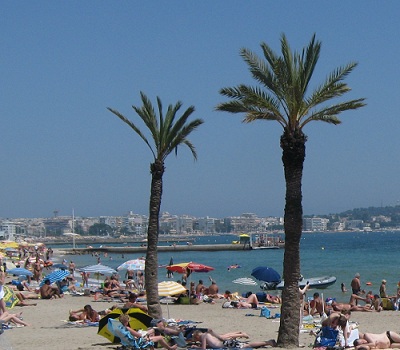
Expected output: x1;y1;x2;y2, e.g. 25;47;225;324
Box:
354;331;400;349
322;313;352;347
0;311;30;327
120;315;177;350
191;328;276;349
69;304;99;322
207;277;222;299
123;292;148;313
40;279;62;299
195;280;205;296
309;292;324;316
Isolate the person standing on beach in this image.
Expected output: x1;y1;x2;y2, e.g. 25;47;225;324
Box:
0;266;6;314
351;273;362;304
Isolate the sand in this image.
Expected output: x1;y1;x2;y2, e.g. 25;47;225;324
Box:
2;288;399;350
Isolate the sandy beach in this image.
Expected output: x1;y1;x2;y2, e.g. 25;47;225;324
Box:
2;287;399;350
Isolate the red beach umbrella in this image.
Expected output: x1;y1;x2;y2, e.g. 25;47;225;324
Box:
166;261;214;274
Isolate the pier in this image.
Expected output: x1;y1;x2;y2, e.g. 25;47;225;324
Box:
59;243;251;255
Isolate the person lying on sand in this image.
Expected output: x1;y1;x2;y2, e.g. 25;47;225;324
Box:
191;329;276;349
331;300;374;312
0;311;30;327
354;331;400;349
69;304;99;322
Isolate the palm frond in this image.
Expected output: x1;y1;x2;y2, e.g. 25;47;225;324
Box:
304;63;358;110
301;98;366;127
107;107;156;159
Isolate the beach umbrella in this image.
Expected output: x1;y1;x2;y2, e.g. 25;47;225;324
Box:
3;286;18;309
40;269;70;286
158;281;187;297
166;261;214;274
80;264;117;275
158;281;187;318
117;259;145;271
98;307;152;343
251;266;281;283
7;267;33;277
232;277;258;286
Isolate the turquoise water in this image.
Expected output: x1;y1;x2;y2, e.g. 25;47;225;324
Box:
55;231;400;302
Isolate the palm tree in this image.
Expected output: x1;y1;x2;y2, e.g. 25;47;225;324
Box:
108;92;204;318
216;34;365;347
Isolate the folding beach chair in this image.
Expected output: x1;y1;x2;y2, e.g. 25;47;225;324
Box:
107;318;154;349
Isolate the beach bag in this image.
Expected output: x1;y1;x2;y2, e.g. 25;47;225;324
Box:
259;306;271;318
315;326;339;347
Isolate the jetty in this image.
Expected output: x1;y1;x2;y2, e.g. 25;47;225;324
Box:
60;243;251;255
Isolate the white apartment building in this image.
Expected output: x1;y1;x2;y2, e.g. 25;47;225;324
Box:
303;217;329;231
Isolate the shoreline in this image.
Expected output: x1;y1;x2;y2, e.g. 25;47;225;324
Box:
3;249;400;350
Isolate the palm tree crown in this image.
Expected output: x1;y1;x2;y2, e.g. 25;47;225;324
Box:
108;91;203;162
217;34;366;133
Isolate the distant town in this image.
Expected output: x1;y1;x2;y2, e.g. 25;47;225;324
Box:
1;205;400;241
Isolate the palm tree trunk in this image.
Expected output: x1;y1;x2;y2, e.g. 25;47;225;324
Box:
145;159;165;318
277;129;306;347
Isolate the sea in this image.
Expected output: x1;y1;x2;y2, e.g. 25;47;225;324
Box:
53;231;400;303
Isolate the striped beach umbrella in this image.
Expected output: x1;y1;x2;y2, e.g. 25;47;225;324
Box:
232;277;258;286
158;281;187;297
117;259;145;271
40;269;70;286
79;264;117;275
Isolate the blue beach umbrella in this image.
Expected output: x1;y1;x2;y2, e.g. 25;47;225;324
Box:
251;266;281;283
7;267;33;277
40;269;70;286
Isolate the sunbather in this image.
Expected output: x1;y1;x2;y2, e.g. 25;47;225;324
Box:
69;304;99;322
354;331;400;349
191;329;276;349
0;311;30;327
123;292;148;313
120;315;177;350
40;279;62;299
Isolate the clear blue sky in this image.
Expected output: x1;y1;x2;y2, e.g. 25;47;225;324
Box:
1;1;399;219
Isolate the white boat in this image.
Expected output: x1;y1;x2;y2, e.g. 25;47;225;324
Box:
260;275;336;290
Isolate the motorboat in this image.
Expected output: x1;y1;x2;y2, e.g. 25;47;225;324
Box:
260;275;336;290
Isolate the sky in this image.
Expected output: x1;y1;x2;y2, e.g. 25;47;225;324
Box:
1;1;399;219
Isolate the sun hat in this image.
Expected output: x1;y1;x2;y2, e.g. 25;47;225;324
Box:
382;279;387;283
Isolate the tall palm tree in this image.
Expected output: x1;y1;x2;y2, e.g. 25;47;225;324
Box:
108;92;204;318
216;34;365;347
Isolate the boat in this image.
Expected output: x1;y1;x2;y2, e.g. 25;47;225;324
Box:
260;275;337;290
